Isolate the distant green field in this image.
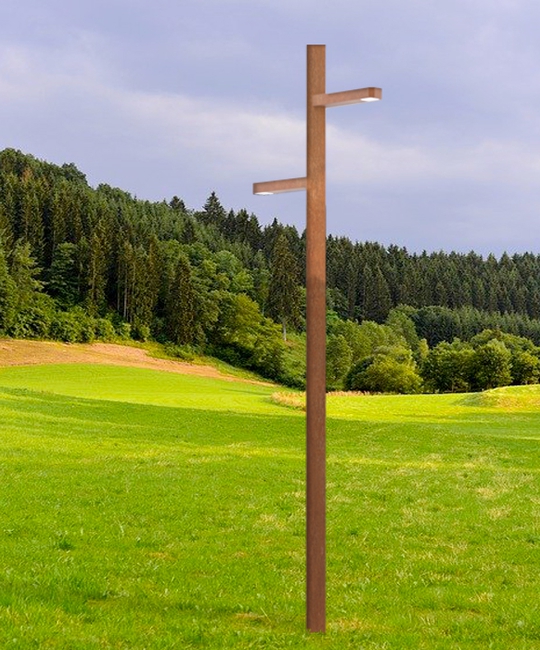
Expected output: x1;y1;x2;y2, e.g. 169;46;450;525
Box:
1;364;540;649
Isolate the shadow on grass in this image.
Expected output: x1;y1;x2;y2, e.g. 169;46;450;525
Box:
2;386;540;474
0;386;305;448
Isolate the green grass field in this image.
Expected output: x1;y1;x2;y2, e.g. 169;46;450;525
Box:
1;363;540;649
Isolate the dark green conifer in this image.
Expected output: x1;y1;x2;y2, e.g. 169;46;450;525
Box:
267;233;301;341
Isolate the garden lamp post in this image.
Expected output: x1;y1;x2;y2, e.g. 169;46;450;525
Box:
253;44;381;634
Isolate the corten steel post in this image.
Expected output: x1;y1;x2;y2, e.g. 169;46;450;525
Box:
253;44;381;634
305;44;327;633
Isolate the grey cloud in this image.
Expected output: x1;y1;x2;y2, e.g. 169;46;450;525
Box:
2;0;540;254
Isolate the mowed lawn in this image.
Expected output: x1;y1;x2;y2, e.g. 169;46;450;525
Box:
1;365;540;649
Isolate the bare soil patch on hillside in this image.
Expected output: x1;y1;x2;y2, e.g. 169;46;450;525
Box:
0;340;269;385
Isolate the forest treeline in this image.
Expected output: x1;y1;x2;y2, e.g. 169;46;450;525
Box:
2;147;540;392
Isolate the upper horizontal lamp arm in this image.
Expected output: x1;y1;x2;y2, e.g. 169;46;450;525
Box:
253;177;307;195
312;87;382;107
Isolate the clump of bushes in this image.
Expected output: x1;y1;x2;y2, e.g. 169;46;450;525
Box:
345;345;422;394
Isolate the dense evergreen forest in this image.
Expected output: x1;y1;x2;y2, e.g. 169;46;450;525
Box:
2;147;540;393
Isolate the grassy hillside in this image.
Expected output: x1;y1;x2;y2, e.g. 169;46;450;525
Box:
1;364;540;648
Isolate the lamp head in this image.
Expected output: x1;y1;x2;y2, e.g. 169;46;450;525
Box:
313;86;382;107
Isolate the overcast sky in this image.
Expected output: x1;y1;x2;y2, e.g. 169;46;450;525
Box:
2;0;540;255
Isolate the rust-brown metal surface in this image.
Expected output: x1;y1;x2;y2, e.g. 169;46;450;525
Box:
252;43;380;635
252;177;307;195
306;43;326;635
312;86;382;107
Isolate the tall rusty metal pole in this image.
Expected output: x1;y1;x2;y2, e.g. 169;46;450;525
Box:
305;44;327;634
252;45;381;634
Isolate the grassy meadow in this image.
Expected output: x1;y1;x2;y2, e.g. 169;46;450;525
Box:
1;362;540;648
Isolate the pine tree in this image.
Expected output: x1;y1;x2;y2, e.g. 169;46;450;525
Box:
267;233;301;341
181;217;197;244
361;265;392;323
0;240;16;332
2;173;20;241
118;240;136;320
166;255;196;345
170;196;186;213
345;254;360;320
0;202;13;253
48;242;79;308
201;192;226;230
131;244;160;333
85;222;109;316
10;240;44;312
20;179;44;262
51;182;71;251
